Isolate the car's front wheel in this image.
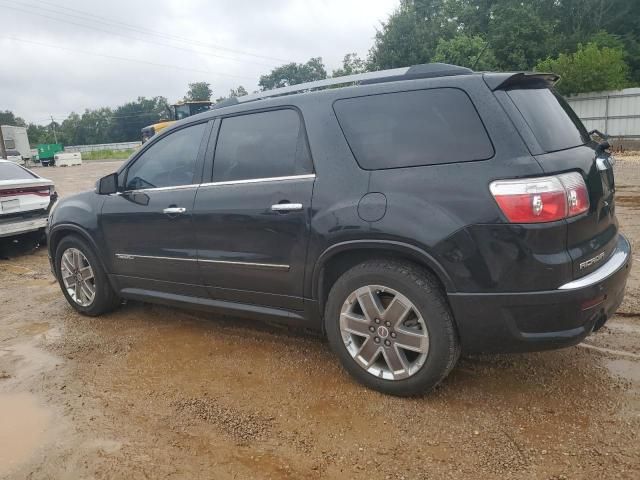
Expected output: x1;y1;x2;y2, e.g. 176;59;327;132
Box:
325;260;460;396
55;235;119;316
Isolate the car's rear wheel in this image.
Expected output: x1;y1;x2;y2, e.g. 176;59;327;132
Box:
325;260;460;396
55;235;119;316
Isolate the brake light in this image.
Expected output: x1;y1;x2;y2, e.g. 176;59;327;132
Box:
0;186;51;198
490;172;589;223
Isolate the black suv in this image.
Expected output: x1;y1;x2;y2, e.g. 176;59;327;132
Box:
48;64;632;395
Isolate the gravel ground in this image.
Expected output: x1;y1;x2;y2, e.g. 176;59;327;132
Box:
0;159;638;479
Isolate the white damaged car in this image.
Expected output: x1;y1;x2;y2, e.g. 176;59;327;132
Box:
0;159;57;240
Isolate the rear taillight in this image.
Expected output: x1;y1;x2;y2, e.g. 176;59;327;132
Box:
0;186;51;198
490;172;589;223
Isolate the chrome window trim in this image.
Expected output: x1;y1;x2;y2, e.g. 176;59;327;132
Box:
115;253;289;271
112;174;316;195
118;183;200;195
200;173;315;188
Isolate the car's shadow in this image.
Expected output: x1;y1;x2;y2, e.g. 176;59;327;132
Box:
0;232;44;260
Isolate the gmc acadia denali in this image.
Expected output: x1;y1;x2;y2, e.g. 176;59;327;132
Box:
47;64;632;395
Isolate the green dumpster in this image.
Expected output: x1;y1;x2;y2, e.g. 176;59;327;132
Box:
37;144;63;166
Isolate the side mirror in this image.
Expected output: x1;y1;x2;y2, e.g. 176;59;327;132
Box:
97;172;118;195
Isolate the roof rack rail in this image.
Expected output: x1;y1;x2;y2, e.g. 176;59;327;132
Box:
212;63;473;109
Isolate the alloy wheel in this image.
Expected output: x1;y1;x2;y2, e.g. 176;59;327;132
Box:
60;248;96;307
339;285;429;380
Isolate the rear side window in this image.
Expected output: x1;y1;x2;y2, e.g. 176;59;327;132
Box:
212;109;312;182
0;162;35;180
333;88;494;170
507;88;589;153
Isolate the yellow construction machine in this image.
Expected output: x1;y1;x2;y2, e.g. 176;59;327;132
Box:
141;100;212;142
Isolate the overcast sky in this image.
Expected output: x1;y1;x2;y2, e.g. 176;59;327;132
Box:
0;0;398;124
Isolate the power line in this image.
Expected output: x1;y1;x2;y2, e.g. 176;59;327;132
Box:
0;35;255;80
4;0;291;64
0;1;280;68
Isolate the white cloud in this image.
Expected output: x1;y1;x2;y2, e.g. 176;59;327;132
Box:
0;0;397;123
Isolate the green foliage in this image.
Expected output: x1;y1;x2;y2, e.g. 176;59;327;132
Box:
259;57;327;90
536;41;630;95
27;123;54;146
433;35;497;70
487;2;554;70
332;53;368;77
367;0;640;85
107;96;169;143
0;110;26;127
215;85;249;104
368;0;453;70
80;149;135;161
184;82;213;101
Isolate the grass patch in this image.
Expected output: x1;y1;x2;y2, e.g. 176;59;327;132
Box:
78;149;136;161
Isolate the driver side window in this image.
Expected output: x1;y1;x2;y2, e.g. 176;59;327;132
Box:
125;123;206;190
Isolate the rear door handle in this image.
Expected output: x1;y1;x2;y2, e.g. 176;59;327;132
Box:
271;203;303;212
163;207;186;214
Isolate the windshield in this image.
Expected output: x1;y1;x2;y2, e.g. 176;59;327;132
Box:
189;103;210;116
507;88;589;153
0;162;36;180
174;104;191;120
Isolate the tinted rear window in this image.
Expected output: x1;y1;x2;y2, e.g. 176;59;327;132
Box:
213;109;312;182
333;88;494;170
507;88;589;153
0;162;35;180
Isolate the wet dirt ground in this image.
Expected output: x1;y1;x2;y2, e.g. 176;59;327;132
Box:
1;159;639;479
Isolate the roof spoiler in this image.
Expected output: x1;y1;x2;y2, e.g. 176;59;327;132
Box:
483;72;560;91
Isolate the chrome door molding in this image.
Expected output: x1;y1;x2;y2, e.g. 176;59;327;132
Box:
115;253;290;271
199;259;290;271
115;253;197;262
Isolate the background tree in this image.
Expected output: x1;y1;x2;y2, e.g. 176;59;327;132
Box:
367;0;453;70
536;40;630;95
259;57;327;90
215;85;249;104
332;53;368;77
184;82;213;101
433;34;497;70
367;0;640;87
487;1;555;70
0;110;26;127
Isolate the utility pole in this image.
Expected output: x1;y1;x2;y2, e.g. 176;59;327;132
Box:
0;124;6;159
50;115;58;144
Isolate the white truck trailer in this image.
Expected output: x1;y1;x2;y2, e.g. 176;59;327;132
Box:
1;125;32;162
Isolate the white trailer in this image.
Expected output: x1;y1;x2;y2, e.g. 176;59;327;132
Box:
1;125;32;161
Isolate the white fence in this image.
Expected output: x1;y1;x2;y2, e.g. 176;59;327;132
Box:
566;88;640;139
64;141;141;153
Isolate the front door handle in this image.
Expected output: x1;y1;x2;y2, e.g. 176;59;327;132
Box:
271;203;303;212
163;207;186;214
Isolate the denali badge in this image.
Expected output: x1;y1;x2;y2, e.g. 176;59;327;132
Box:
580;251;605;270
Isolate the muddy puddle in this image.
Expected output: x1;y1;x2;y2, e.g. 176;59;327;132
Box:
0;393;51;476
616;195;640;209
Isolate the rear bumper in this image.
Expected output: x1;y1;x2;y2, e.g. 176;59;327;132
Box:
0;215;48;238
448;234;632;353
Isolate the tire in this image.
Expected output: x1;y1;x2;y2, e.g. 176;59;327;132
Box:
54;235;120;316
325;260;460;396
